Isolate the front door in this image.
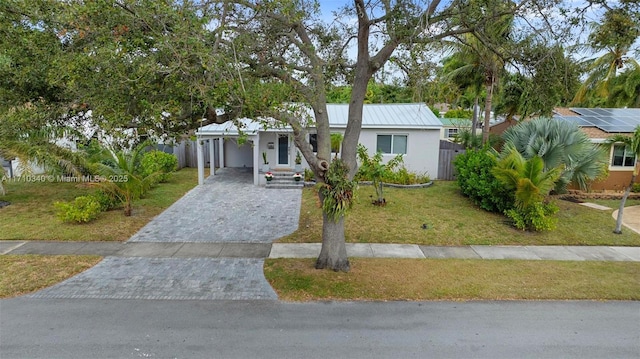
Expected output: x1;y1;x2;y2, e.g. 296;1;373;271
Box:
277;134;289;166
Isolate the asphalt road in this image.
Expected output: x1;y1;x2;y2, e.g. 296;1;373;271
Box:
1;299;638;359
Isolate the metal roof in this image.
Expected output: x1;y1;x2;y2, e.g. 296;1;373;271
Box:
325;103;442;128
553;108;640;133
196;103;441;136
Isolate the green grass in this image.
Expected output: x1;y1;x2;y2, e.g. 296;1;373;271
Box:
0;255;102;298
280;181;640;246
265;258;640;301
0;168;201;241
587;198;640;209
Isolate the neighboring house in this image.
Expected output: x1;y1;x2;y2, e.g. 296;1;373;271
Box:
439;118;478;141
195;103;442;185
553;108;640;191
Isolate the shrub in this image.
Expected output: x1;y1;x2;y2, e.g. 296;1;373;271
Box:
54;196;102;223
304;168;315;182
380;166;430;185
141;150;178;183
632;183;640;193
91;190;119;211
505;201;559;231
453;148;513;213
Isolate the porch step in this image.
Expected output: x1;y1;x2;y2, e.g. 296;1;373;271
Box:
266;171;303;189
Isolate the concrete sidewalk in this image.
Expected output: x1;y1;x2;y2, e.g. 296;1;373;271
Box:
2;241;639;261
613;205;640;235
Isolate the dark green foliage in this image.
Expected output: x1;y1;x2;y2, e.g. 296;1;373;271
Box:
632;183;640;193
444;109;473;119
141;150;178;183
90;190;119;211
54;196;102;223
453;148;513;213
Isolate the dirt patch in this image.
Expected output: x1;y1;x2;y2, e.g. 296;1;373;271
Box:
562;190;640;201
561;196;584;204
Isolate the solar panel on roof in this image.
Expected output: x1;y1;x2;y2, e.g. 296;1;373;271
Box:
572;108;597;116
601;125;636;132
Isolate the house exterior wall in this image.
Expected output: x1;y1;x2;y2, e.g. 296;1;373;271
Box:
223;138;253;168
257;132;298;170
587;170;639;191
357;128;440;179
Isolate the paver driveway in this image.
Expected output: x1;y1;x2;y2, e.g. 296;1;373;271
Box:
129;168;302;243
27;168;300;300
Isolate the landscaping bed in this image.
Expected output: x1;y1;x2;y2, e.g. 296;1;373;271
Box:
0;168;201;241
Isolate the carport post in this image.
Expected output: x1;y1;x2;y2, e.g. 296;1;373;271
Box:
252;134;259;185
209;138;215;176
197;138;204;185
218;137;225;168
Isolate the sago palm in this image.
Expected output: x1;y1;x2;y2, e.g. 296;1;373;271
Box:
492;144;561;210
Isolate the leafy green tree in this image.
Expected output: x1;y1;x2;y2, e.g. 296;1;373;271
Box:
225;0;557;271
0;1;88;193
607;126;640;234
494;44;581;119
502;117;607;192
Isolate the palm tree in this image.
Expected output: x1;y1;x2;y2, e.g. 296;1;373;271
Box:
0;106;88;196
492;144;562;231
605;61;640;108
572;7;640;106
444;1;514;144
607;126;640;234
493;144;561;209
502;117;608;192
92;141;158;216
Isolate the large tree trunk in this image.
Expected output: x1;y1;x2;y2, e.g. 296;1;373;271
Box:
315;212;350;272
482;75;495;144
472;97;479;138
614;169;637;234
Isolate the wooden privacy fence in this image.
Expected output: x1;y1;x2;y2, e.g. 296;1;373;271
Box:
438;140;465;180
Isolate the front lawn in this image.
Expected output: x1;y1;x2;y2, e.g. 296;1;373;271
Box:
265;258;640;301
0;255;102;298
0;168;202;241
280;181;640;246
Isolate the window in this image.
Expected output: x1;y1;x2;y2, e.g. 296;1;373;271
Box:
446;128;458;138
309;134;318;152
376;134;407;154
611;144;636;167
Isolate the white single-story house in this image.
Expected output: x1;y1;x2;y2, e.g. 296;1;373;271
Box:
194;103;443;185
